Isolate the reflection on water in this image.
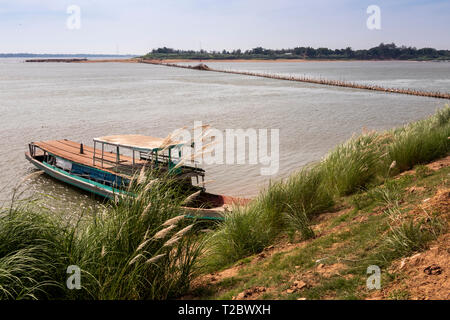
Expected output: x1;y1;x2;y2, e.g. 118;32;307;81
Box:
0;58;448;211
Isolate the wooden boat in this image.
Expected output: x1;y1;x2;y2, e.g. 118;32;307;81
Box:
25;135;249;220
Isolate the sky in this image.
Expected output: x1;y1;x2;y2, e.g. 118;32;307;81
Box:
0;0;449;54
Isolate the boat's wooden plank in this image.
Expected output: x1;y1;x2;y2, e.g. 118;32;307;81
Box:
36;140;134;165
39;140;98;162
35;141;105;166
54;139;146;165
33;140;149;179
37;141;108;169
54;140;118;164
57;140;119;162
34;141;125;175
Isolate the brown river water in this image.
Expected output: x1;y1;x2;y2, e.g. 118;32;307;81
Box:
0;59;448;213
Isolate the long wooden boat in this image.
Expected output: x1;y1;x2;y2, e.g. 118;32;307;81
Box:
25;135;249;220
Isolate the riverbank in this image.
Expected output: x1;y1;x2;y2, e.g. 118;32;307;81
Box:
186;155;450;300
0;106;449;300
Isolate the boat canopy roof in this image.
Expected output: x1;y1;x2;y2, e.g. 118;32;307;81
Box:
93;134;184;152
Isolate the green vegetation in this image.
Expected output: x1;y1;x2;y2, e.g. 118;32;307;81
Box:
0;174;204;299
208;166;334;267
0;106;449;300
321;133;386;196
388;107;450;172
194;164;449;300
143;43;450;61
207;106;449;268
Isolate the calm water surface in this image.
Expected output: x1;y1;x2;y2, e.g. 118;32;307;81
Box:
0;59;448;212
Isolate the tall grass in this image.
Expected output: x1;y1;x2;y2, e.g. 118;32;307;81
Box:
208;106;450;266
1;107;449;298
376;192;447;261
388;106;450;172
80;174;204;300
0;172;205;300
208;166;333;265
207;204;274;266
0;203;70;299
320;132;389;196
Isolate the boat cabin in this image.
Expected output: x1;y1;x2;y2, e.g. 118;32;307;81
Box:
27;134;205;192
93;134;205;185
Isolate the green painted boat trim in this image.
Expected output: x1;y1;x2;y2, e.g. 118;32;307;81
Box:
49;152;127;183
41;162;225;221
184;214;225;221
41;162;125;198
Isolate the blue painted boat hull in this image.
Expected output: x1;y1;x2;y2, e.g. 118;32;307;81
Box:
25;152;121;199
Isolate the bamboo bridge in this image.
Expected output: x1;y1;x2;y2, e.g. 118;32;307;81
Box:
139;59;450;100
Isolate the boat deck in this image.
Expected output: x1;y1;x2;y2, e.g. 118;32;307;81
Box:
33;139;144;177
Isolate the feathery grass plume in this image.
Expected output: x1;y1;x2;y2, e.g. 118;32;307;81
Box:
187;141;218;160
145;253;166;264
128;254;144;266
143;179;158;193
162;215;185;226
389;161;397;170
181;190;201;206
172;140;217;170
163;236;181;248
434;104;450;126
140;202;152;220
152;224;176;240
192;124;211;141
85;171;203;299
143;228;150;240
173;158;186;170
159;126;188;151
175;224;194;237
135;239;151;252
137;165;147;185
127;171;139;192
386;160;398;178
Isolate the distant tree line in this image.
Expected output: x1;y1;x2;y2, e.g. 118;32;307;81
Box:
143;43;450;61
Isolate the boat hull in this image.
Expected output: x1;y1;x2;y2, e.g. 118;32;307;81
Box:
26;152;121;198
25;152;249;220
